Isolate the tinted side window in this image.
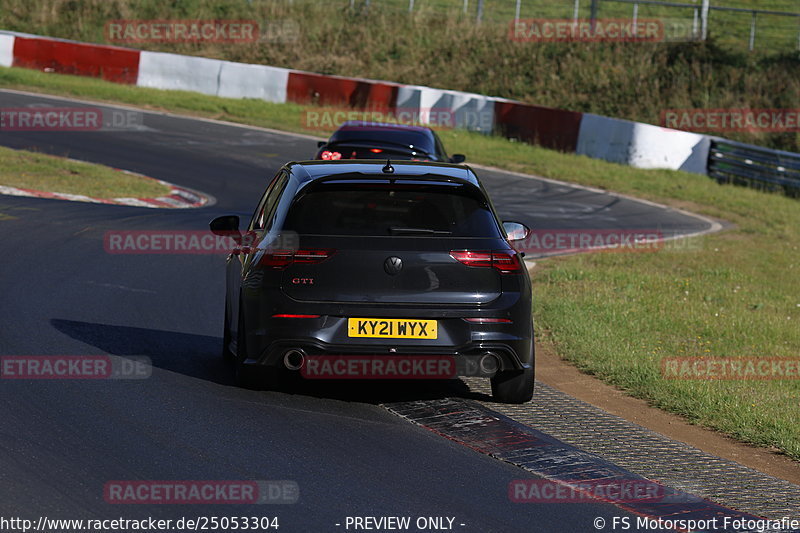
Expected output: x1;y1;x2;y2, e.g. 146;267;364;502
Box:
250;172;288;231
433;132;448;161
249;172;279;230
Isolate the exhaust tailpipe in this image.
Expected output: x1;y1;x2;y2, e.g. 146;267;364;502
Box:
283;349;306;371
479;353;500;375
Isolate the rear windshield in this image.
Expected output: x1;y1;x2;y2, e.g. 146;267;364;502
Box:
318;146;432;161
329;127;435;155
283;183;500;237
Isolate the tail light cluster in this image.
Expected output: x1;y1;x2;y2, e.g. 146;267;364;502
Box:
450;250;522;273
320;151;342;160
260;249;336;269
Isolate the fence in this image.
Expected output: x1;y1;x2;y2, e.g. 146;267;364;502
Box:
346;0;800;52
708;138;800;195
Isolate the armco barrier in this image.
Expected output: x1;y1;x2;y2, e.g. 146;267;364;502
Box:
137;51;222;95
708;138;800;192
494;101;582;152
286;71;398;110
12;36;139;84
217;62;290;103
577;113;710;174
0;33;14;67
396;86;496;134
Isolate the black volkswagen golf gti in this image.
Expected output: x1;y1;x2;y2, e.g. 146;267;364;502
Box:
210;160;534;403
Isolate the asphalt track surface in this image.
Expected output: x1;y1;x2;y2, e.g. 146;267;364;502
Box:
0;91;717;532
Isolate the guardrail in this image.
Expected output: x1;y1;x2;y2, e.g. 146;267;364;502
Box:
708;138;800;195
604;0;800;51
344;0;800;52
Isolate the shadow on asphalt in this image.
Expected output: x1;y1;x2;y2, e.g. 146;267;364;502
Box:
50;318;492;405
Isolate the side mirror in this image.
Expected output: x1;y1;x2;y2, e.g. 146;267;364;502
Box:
209;215;241;242
450;154;466;164
503;221;530;242
317;141;326;148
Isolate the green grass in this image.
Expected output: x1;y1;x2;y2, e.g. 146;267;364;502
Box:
0;144;170;198
1;66;799;460
376;0;800;51
2;0;799;151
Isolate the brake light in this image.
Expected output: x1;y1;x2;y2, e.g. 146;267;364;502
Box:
370;148;383;153
321;151;342;160
450;251;492;268
450;250;521;273
259;249;335;269
490;252;522;272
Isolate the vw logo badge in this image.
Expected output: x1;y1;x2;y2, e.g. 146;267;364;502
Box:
384;256;403;275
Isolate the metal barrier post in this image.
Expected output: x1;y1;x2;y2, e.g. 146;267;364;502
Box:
701;0;710;40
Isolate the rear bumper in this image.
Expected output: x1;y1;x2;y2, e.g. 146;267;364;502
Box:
243;315;533;373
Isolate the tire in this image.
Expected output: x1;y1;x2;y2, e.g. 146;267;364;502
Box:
491;366;534;404
234;312;261;389
233;310;281;390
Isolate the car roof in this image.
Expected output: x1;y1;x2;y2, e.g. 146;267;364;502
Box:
286;160;479;187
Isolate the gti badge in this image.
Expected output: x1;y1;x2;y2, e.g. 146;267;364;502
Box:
384;256;403;275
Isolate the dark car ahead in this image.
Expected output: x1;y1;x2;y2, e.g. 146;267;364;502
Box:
210;160;534;403
314;121;465;164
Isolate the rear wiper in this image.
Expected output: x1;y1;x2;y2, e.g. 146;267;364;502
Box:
389;227;452;235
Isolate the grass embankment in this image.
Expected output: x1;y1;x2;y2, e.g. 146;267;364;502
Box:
0;144;169;198
1;66;798;459
1;0;799;151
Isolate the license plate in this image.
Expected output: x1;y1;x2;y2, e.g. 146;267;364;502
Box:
347;318;438;339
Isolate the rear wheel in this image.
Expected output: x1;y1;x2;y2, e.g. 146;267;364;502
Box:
491;366;534;404
234;309;282;390
234;312;261;389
